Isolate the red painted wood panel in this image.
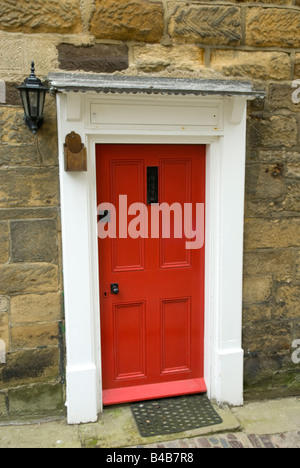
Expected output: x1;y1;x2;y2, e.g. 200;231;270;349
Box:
96;144;206;405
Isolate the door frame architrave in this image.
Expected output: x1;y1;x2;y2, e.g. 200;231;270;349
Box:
56;90;248;424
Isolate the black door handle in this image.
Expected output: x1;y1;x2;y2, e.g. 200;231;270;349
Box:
98;210;109;222
111;283;119;295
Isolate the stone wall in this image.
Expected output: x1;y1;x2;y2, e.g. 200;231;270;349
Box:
0;0;300;417
0;99;64;418
243;86;300;399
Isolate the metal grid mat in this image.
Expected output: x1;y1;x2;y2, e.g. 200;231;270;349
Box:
131;394;223;438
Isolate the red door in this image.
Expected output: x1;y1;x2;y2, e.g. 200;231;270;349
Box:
96;144;206;405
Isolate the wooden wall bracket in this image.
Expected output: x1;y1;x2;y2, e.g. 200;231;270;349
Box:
64;131;87;172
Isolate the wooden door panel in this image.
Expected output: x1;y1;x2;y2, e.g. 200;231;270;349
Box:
160;297;191;375
159;158;192;268
113;301;146;381
110;159;145;272
96;144;206;405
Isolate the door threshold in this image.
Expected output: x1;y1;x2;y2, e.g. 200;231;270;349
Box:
103;378;207;406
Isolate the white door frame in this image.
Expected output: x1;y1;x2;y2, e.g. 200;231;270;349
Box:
55;90;248;424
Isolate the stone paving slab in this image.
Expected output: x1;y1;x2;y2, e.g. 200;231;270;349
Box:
0;419;81;448
0;397;299;448
231;398;300;435
80;402;240;448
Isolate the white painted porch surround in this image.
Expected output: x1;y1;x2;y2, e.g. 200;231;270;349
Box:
52;75;259;424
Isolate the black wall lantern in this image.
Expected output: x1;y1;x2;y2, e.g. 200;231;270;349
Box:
17;62;49;134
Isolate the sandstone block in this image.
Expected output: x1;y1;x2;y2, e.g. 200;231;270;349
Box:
24;36;59;76
0;296;9;314
246;179;300;218
281;180;300;214
243;303;272;324
0;167;59;208
244;197;278;218
243;275;273;304
0;34;59;81
90;0;164;43
0;103;58;169
168;4;242;45
0;36;24;78
296;251;300;282
133;45;205;72
0;222;9;264
275;284;300;319
285;160;300;179
0;0;82;34
248;114;298;149
268;83;300;112
2;82;21;107
0;145;39;167
244;250;295;282
210;50;291;81
244;218;300;250
11;293;62;324
0;348;60;388
256;150;297;164
246;7;300;48
0;108;33;146
11;323;59;350
37;97;59;168
245;163;285;200
295;54;300;78
243;322;291;355
0;312;9;357
11;219;58;263
0;264;59;295
0;393;7;415
8;383;64;416
58;44;129;73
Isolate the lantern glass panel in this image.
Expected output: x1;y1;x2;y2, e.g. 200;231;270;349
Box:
38;91;46;117
29;91;38;117
20;90;30;117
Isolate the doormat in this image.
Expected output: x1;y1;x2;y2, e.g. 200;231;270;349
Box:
131;394;223;438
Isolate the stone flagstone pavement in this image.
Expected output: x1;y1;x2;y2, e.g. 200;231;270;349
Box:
0;397;299;448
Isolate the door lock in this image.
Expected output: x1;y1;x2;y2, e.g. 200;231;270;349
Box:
111;283;119;295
